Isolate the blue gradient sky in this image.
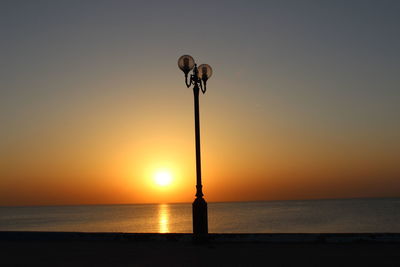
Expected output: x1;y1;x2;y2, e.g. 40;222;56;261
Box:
1;0;399;205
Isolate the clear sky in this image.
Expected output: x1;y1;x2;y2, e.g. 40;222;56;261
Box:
1;0;399;206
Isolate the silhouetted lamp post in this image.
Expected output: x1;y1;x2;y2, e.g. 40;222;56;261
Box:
178;55;212;239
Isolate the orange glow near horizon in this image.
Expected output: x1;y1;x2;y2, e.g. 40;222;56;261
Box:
1;92;400;207
1;98;400;206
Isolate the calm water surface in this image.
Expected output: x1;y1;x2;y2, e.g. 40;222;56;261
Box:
1;198;399;233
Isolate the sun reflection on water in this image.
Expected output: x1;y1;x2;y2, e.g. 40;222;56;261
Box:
158;204;170;233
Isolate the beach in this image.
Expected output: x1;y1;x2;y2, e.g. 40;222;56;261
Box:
1;232;399;266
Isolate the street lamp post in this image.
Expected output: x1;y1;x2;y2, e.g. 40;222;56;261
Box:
178;55;212;240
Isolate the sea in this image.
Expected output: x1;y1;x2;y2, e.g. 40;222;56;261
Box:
0;198;399;233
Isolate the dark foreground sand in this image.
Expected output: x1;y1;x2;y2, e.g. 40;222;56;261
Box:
1;232;400;266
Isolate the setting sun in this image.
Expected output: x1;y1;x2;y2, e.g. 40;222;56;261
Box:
154;171;172;187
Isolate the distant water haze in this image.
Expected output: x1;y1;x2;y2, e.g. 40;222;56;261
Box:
1;198;399;233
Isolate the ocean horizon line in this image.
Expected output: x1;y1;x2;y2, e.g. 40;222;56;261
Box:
1;196;399;208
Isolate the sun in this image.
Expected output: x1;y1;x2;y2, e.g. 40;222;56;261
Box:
154;171;172;187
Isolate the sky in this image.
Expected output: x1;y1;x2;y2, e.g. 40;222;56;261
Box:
1;0;399;206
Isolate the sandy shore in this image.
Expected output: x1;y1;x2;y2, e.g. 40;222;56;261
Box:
1;232;400;266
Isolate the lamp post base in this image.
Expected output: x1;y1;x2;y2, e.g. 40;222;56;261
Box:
192;197;208;242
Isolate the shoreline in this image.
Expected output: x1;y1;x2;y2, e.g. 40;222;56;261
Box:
1;231;400;243
1;232;400;266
